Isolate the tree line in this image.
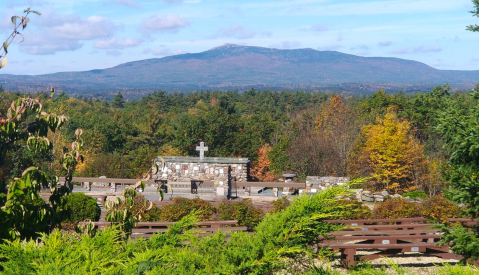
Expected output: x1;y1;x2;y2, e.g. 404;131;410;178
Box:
1;85;477;197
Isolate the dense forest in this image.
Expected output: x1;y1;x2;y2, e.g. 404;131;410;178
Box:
0;84;476;196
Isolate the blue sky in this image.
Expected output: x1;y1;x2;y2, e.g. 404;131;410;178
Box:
0;0;477;75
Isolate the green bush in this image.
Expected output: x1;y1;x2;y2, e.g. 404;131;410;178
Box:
402;190;428;199
217;199;263;231
142;204;162;222
60;193;101;223
270;197;290;213
333;199;374;220
373;197;421;219
421;195;463;223
159;197;215;222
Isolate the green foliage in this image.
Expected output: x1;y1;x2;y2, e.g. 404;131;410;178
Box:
436;262;479;275
159;197;216;222
59;193;101;223
421;195;463;223
402;190;428;199
142;204;162;222
333;199;374;220
217;199;264;230
105;183;152;238
0;185;353;274
270;197;291;213
112;92;125;108
438;224;479;263
467;0;479;32
436;87;479;217
373;197;421;219
0;95;83;241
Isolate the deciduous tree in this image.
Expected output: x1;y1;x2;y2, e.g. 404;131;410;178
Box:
351;109;427;193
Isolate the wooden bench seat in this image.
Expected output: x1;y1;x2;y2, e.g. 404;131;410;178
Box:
321;234;441;244
324;217;427;226
330;229;440;236
342;223;436;231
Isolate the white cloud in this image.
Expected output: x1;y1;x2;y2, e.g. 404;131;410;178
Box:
94;37;142;49
46;15;117;40
17;11;119;55
140;14;189;34
162;0;183;2
20;39;83;55
212;24;256;39
391;45;442;54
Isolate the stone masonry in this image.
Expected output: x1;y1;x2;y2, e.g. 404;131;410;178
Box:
305;176;350;193
153;156;250;182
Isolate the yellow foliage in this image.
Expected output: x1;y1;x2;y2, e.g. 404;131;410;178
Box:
158;145;184;156
354;109;427;193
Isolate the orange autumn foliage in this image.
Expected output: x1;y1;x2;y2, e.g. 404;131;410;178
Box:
251;144;276;182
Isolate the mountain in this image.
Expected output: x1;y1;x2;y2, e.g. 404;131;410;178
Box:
1;43;478;97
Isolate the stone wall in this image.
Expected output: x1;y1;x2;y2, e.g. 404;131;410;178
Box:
152;156;249;182
304;176;350;193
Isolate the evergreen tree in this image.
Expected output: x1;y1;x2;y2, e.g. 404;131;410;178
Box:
112;92;125;108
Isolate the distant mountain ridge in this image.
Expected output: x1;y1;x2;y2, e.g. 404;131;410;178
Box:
0;44;478;97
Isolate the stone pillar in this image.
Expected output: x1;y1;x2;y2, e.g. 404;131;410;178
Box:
216;180;225;197
84;182;91;191
110;182;116;193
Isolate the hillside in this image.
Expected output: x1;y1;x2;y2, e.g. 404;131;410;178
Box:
0;44;478;97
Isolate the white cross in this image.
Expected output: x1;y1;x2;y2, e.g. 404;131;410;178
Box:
196;142;208;160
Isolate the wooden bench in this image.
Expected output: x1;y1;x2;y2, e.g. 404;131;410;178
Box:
320;218;462;266
324;217;427;226
324;242;461;266
341;223;436;231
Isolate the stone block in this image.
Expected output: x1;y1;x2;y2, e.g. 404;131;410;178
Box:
361;194;374;202
373;195;384;202
216;187;225;196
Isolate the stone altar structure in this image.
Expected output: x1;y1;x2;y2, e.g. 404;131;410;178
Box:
152;156;250;182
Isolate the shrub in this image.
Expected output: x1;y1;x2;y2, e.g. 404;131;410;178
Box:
270;197;290;213
0;185;353;274
60;193;101;223
160;197;215;222
217;199;264;230
333;199;374;220
373;197;421;219
402;190;428;200
142;204;162;222
421;195;463;223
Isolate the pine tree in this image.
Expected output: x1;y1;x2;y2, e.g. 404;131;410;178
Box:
112;92;125;108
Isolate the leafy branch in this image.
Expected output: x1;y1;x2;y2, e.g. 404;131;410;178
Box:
0;7;41;69
468;0;479;32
